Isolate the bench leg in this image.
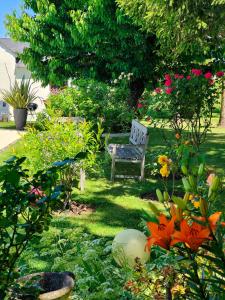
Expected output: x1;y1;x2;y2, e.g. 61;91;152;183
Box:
111;157;116;182
140;158;145;181
80;169;86;192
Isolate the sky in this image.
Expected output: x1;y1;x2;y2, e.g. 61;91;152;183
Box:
0;0;22;37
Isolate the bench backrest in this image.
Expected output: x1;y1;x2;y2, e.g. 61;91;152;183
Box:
129;120;148;146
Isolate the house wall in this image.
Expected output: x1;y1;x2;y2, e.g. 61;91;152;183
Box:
0;46;15;119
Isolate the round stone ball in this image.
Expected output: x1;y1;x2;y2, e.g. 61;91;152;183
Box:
112;229;150;267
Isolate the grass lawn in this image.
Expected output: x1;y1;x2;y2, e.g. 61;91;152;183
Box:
0;140;24;164
0;123;224;275
0;121;16;129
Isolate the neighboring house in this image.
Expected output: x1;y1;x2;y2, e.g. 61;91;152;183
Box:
0;38;50;121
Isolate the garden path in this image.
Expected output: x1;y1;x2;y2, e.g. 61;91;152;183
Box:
0;129;22;152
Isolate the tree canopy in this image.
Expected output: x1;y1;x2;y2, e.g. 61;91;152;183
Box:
116;0;225;64
6;0;158;93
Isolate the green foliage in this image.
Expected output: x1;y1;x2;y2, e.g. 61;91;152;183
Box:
0;156;67;297
18;229;186;299
6;0;157;89
48;79;135;132
18;118;99;174
1;77;38;109
117;0;225;64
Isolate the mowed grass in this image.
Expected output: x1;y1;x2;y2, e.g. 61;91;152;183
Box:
0;121;16;129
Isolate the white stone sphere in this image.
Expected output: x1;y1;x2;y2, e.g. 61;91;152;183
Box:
112;229;150;267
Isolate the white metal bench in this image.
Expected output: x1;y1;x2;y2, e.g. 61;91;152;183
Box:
107;120;149;181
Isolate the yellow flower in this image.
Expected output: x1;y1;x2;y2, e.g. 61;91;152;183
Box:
172;284;186;295
158;155;169;165
189;194;201;208
193;201;200;208
160;164;170;177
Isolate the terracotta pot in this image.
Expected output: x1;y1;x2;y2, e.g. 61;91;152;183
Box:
18;272;75;300
13;108;28;130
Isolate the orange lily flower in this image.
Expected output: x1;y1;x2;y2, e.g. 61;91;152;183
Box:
171;219;211;251
208;212;222;232
193;212;223;233
146;214;175;251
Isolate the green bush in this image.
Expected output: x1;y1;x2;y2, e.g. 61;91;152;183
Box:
48;79;135;132
19;118;100;174
0;156;66;297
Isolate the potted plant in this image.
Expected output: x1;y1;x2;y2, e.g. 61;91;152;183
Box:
0;156;74;299
1;77;38;130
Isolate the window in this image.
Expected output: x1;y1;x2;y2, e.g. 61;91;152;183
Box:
2;102;6;107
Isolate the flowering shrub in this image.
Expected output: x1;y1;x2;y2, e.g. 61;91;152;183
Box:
145;163;225;299
142;69;224;148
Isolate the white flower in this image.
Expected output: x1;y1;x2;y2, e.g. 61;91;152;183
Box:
114;79;118;84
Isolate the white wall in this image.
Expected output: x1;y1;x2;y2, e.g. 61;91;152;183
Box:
0;46;15;118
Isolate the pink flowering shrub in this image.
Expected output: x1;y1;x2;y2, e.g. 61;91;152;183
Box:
140;69;223;147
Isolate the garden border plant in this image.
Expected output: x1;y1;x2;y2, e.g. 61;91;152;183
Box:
145;154;225;299
0;156;76;298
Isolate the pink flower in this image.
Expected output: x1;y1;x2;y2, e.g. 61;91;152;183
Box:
165;80;172;87
191;69;202;76
204;72;212;79
155;87;162;94
164;74;171;80
186;75;191;80
137;103;143;109
174;74;184;79
165;88;173;94
216;71;224;77
30;186;45;197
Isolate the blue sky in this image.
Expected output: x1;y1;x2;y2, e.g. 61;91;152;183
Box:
0;0;22;37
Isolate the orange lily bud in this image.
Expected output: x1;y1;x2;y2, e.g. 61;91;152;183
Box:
200;198;208;217
176;207;183;221
170;203;177;218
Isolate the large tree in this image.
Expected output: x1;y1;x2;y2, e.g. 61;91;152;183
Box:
6;0;159;106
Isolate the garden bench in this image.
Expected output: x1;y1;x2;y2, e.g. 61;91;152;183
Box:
107;120;149;181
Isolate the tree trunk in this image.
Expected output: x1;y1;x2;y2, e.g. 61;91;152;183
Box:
219;83;225;127
129;78;145;108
